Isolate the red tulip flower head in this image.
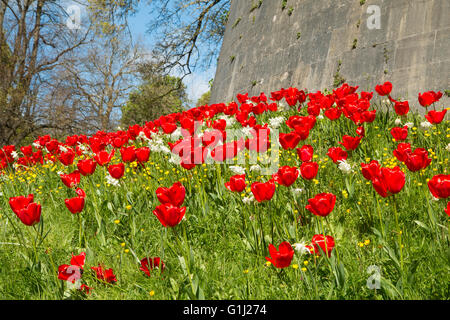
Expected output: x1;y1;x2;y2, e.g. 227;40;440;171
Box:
153;203;186;227
251;180;276;202
60;171;81;188
311;234;335;257
77;159;97;176
156;182;186;206
375;81;392;96
140;257;165;277
427;174;450;199
327;147;348;163
425;109;447;125
108;163;125;180
372;166;406;197
305;193;336;217
58;252;86;283
91;264;117;283
300;162;319;180
390;126;408;141
9;194;41;226
296;145;314;162
225;175;247;192
339;135;362;151
265;242;294;268
273;166;299;187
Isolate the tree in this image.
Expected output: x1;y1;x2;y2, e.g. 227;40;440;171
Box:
147;0;230;78
121;64;187;127
62;32;141;133
0;0;90;146
196;90;211;107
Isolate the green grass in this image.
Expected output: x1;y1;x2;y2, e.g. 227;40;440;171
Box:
0;101;449;300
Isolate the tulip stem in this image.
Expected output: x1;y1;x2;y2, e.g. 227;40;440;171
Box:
392;195;404;287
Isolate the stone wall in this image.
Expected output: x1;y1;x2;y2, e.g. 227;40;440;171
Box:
210;0;449;110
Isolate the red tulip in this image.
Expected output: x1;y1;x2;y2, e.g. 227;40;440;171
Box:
65;196;85;214
445;202;450;217
77;159;97;176
339;135;362;151
58;252;86;283
94;150;115;166
265;242;294;268
9;194;34;214
60;171;81;188
156;182;186;206
311;234;335;257
251;180;276;202
225;175;247;192
393;143;412;162
372;166;405;197
293;126;310;140
91;264;117;283
327;147;348;163
300;162;319;180
361;160;381;181
375;81;392;96
418;91;442;107
273;166;299;187
153;203;186;227
296;145;314;162
140;257;165;277
279;132;301;150
161;122;177;134
108;163;125;180
425;109;447;124
404;148;431;172
59;149;76;166
390;126;408;141
136;147;151;163
324;107;342;120
394;101;410;116
427;174;450;199
120;146;136;163
305;193;336;217
12;201;41;226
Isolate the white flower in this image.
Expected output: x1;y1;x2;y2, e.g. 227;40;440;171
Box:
11;151;19;160
250;164;261;173
404;122;414;128
394;118;402;126
170;128;182;141
242;194;255;204
292;188;304;195
278;101;289;111
229;165;246;175
337;160;352;174
56;171;64;176
241;126;254;137
293;242;310;255
32;142;41;149
169;154;181;165
420;121;432;130
106;174;120;187
59;145;68;153
268;116;285;129
317;114;324;120
446;143;450;152
218;115;236;127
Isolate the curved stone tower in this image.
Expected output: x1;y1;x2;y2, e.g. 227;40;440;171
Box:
210;0;449;109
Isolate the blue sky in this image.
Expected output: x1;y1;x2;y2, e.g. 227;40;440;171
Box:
127;2;217;107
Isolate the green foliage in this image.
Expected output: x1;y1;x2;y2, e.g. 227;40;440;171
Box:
196;91;211;107
121;72;187;127
333;60;346;88
0;98;449;300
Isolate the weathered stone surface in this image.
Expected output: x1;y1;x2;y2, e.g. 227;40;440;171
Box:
211;0;449;110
